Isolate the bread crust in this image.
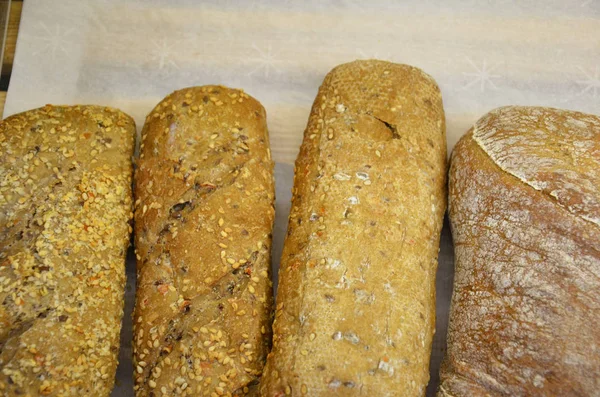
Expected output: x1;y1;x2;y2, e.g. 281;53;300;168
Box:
133;86;275;396
0;105;135;396
439;106;600;396
260;60;447;396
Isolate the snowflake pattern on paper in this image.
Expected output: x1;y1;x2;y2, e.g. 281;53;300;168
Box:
151;38;179;72
246;43;283;79
30;23;74;61
463;58;501;92
575;66;600;98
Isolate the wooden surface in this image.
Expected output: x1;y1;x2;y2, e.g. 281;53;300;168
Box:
0;0;22;118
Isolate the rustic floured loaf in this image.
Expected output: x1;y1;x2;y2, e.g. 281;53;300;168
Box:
133;86;275;396
439;106;600;396
260;60;447;396
0;105;135;396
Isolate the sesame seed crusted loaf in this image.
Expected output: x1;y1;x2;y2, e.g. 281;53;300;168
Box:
0;105;135;396
439;106;600;396
260;60;447;396
133;86;275;396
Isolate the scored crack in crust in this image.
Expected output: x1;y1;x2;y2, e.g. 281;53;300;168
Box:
0;105;135;396
259;60;447;396
133;86;275;397
439;106;600;396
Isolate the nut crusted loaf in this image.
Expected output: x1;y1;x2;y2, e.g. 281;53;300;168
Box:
260;60;447;396
0;105;135;396
133;86;275;396
439;106;600;396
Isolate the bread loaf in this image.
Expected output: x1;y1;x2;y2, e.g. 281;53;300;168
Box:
260;60;447;396
0;105;135;395
133;86;275;396
439;106;600;396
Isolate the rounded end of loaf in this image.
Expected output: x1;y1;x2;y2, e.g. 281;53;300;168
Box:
328;59;442;92
145;85;266;122
470;105;600;226
2;103;136;128
314;59;447;191
138;85;272;167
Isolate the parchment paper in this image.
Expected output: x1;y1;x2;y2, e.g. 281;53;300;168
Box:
4;1;599;395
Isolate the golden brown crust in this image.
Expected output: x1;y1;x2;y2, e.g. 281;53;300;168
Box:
439;107;600;396
0;105;135;396
133;86;275;396
260;60;447;396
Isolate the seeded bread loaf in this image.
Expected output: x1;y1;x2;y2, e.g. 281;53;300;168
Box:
439;106;600;396
260;60;447;396
133;86;275;396
0;105;135;396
